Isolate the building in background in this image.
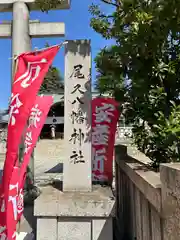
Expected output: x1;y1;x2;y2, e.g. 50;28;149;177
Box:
40;92;106;139
0;92;132;141
0;92;104;140
0;110;8;153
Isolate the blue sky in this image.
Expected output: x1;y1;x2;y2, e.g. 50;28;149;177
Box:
0;0;114;109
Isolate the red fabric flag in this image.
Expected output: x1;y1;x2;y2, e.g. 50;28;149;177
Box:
92;97;120;183
0;45;60;239
0;166;18;240
5;95;53;239
19;95;53;185
4;45;60;170
1;45;60;201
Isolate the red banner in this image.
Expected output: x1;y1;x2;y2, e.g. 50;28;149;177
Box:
0;45;60;239
92;97;120;183
5;95;53;239
0;166;20;240
19;95;53;185
3;45;60;188
1;45;59;206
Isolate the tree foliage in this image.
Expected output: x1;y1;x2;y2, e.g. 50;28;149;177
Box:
39;66;64;94
90;0;180;169
35;0;63;12
39;43;64;94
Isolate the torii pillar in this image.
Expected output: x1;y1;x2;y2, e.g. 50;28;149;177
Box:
0;0;70;79
0;0;70;203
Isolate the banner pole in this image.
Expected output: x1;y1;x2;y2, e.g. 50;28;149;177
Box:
12;55;23;232
12;56;20;167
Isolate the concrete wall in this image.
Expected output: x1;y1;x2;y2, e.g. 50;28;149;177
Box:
115;144;180;240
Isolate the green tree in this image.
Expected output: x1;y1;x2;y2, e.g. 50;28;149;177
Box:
35;0;63;12
89;0;180;169
39;43;64;94
39;66;64;94
34;0;180;169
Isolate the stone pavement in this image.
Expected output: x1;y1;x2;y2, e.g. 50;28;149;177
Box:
34;139;64;179
0;139;65;182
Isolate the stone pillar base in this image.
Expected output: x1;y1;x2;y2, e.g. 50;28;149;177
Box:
34;185;115;240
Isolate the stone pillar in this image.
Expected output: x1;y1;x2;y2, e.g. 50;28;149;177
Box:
63;40;92;192
12;1;31;80
160;163;180;240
